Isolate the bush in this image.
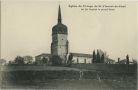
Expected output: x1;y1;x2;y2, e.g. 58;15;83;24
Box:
51;55;62;66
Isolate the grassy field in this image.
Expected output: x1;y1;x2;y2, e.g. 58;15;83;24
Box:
71;64;137;73
0;79;137;90
0;64;137;90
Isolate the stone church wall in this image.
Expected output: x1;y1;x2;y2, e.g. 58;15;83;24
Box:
72;56;92;64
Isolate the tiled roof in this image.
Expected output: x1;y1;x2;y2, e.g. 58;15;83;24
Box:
71;53;92;58
36;53;92;58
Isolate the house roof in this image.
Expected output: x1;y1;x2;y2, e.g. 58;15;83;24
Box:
119;59;126;63
35;53;51;58
71;53;92;58
105;58;115;62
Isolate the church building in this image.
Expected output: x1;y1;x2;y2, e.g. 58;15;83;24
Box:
35;5;92;64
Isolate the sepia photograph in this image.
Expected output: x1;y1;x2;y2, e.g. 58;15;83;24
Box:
0;0;137;90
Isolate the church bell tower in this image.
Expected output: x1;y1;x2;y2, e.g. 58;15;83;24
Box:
51;5;69;64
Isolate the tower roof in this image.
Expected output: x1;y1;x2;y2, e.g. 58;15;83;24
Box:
52;5;68;35
58;5;62;23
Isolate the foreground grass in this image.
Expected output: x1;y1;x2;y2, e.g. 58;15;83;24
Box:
0;79;137;90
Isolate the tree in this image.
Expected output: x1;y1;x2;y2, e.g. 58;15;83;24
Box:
118;58;120;63
92;50;96;63
96;50;101;63
8;61;12;65
42;57;48;64
51;55;62;66
126;54;129;64
132;59;137;64
14;56;24;64
67;53;73;66
101;54;105;63
23;56;33;64
0;59;6;65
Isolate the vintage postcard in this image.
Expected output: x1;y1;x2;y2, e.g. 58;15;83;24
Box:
0;0;137;90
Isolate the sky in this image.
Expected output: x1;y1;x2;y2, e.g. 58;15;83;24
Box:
1;0;137;61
